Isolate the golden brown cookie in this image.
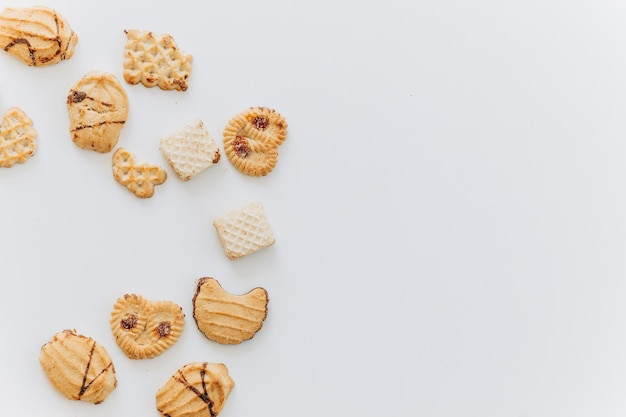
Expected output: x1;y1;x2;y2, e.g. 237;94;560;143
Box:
123;29;192;91
67;71;129;153
223;107;287;176
0;6;77;66
0;107;37;168
112;148;167;198
110;294;184;359
193;277;269;344
39;329;117;404
156;362;234;417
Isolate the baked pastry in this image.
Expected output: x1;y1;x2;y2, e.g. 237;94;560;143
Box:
213;201;275;260
67;71;129;153
223;107;287;176
0;6;77;66
156;362;234;417
123;29;192;91
0;107;37;168
159;120;220;181
110;294;185;359
112;148;167;198
193;277;268;344
39;329;117;404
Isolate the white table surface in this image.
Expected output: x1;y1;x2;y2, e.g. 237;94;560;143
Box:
2;0;626;416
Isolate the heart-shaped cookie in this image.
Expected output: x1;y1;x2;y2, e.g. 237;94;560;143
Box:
223;107;287;176
112;148;167;198
110;294;184;359
0;107;37;168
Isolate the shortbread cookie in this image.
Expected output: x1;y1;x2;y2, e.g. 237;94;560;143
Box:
193;278;269;345
160;120;220;181
67;71;129;153
123;29;192;91
213;201;275;260
223;107;287;176
110;294;184;359
0;6;77;66
39;329;117;404
112;148;167;198
156;362;234;417
0;107;37;168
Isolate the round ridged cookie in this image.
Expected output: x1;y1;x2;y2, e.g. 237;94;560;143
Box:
67;71;129;153
156;362;234;417
39;329;117;404
223;107;287;176
110;294;184;359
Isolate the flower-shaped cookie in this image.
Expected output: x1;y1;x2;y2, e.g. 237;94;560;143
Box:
0;107;37;168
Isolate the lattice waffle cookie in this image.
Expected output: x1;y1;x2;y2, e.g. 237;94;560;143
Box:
123;29;192;91
0;6;77;66
110;294;185;360
112;148;167;198
160;120;220;181
223;107;288;176
0;107;37;168
213;201;275;260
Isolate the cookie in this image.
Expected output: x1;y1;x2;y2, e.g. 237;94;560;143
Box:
156;362;234;417
110;294;184;359
159;120;220;181
0;6;77;66
39;329;117;404
193;277;269;345
112;148;167;198
0;107;37;168
223;107;287;176
123;29;192;91
213;201;275;260
67;71;129;153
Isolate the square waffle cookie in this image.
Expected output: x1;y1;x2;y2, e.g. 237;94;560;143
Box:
213;202;275;260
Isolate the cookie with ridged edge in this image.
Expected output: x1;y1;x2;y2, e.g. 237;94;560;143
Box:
110;294;185;359
193;277;269;344
123;29;192;91
156;362;234;417
39;329;117;404
223;107;287;176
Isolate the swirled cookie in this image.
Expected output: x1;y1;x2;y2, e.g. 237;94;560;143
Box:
39;329;117;404
67;71;129;153
123;29;192;91
193;277;269;345
156;362;234;417
110;294;185;359
223;107;287;176
0;107;37;168
112;148;167;198
0;6;77;66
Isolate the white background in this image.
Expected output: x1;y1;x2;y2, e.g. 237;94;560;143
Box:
2;0;626;416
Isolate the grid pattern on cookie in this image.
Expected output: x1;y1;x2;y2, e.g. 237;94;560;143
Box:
214;202;275;260
160;120;220;181
0;108;37;167
112;148;167;198
123;29;192;91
